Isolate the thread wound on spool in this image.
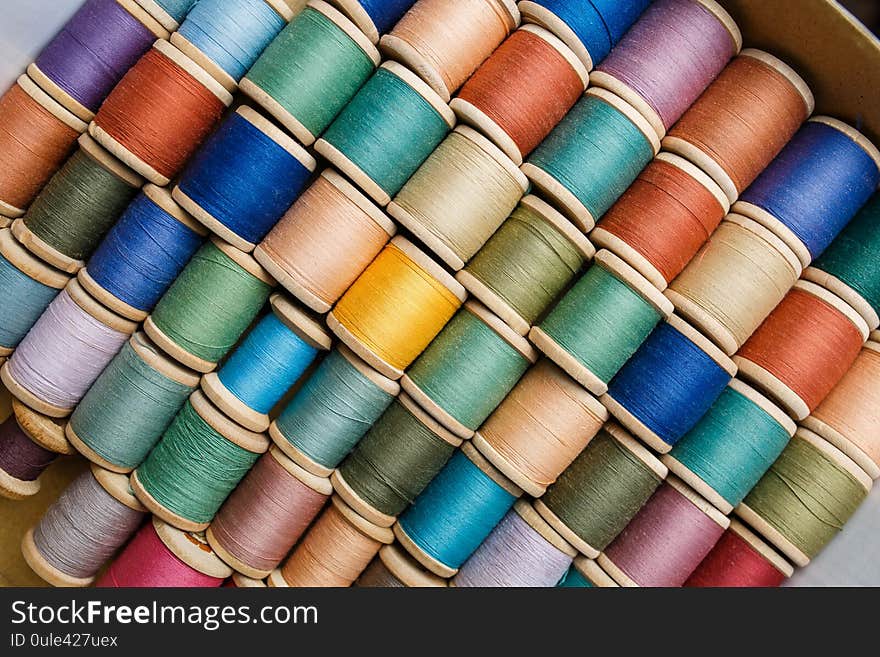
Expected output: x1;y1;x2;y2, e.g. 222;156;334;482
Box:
685;522;791;587
0;415;57;493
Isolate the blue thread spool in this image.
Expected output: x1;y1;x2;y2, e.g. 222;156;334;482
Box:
602;315;737;453
173;106;316;252
395;442;522;577
202;294;331;432
558;555;619;587
328;0;418;43
663;379;796;514
133;0;198;31
734;117;880;269
79;186;207;322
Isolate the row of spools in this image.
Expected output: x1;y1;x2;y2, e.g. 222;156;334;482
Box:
0;0;878;588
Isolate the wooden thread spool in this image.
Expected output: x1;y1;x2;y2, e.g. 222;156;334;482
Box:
734;280;869;421
226;573;267;587
380;0;519;102
0;75;86;219
255;169;396;314
388;125;529;270
356;543;448;587
451;24;588;166
90;39;233;186
327;236;466;380
325;0;418;44
665;214;802;356
133;0;197;31
559;555;619;588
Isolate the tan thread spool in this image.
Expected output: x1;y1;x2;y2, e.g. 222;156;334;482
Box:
356;543;448;587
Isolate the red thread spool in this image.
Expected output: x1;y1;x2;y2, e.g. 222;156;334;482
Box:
450;25;588;165
592;153;729;289
685;518;793;587
735;280;869;421
90;40;232;186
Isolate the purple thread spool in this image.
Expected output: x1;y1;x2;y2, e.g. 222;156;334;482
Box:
0;414;57;500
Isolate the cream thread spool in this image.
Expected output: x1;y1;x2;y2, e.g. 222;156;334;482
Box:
229;572;267;587
357;543;448;587
565;556;620;588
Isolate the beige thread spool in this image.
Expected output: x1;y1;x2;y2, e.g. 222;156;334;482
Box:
149;517;234;581
229;572;267;587
356;543;448;587
566;555;619;587
133;0;187;31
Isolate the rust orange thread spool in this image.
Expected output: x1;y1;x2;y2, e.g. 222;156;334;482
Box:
592;153;729;289
90;40;232;186
664;50;814;204
735;281;869;421
450;24;588;165
0;76;86;219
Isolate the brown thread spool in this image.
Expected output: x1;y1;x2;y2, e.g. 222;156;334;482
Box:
254;169;396;314
450;24;588;165
356;543;448;587
269;496;393;587
664;50;814;204
0;75;86;218
380;0;519;102
592;152;729;290
90;40;233;186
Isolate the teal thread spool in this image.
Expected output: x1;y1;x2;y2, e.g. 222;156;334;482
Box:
522;88;660;231
270;346;399;477
315;61;455;206
530;249;673;396
663;379;796;514
241;1;380;146
132;390;269;531
401;301;536;438
67;332;199;473
558;556;620;588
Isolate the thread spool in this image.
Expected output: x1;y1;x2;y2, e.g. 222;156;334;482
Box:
0;75;86;219
0;229;69;353
381;0;520;101
90;40;233;186
734;281;869;421
97;517;232;587
206;447;332;578
269;496;393;587
356;543;447;587
535;424;666;558
738;428;872;567
518;0;650;70
602;315;736;453
598;477;729;587
457;196;592;335
144;238;275;373
804;342;880;479
10;399;73;456
451;25;588;166
28;0;168;121
523;87;660;230
133;0;197;30
592;153;729;289
472;359;607;497
67;332;199;473
530;250;673;396
685;518;793;587
734;118;880;269
202;294;331;432
270;346;398;477
333;393;463;526
21;465;146;587
558;556;619;588
327;237;466;380
665;214;802;355
664;379;796;514
1;279;137;417
0;402;67;499
225;573;267;587
78;186;207;322
255;169;396;313
315;61;455;206
402;301;536;438
326;0;418;43
388;126;528;270
592;0;741;139
395;442;523;577
241;1;380;146
13;135;143;273
131;390;270;531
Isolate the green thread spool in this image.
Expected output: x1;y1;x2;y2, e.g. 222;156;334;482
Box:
132;390;269;531
530;249;673;396
144;238;275;373
401;301;536;438
333;393;462;526
535;424;667;558
67;332;199;473
13;134;143;273
240;2;380;146
457;195;594;335
738;427;872;567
